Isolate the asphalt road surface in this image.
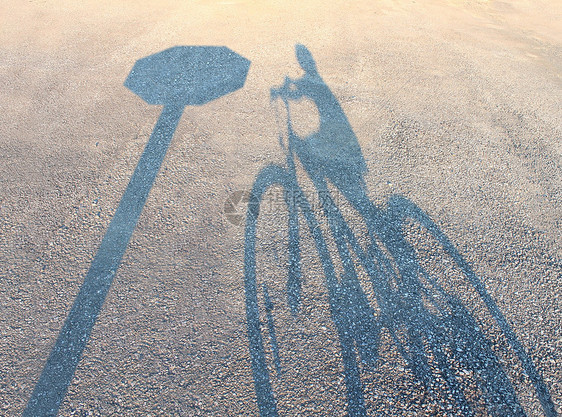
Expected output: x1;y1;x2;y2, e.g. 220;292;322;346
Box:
1;0;561;416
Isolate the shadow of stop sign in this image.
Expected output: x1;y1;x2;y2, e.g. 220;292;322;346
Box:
24;46;250;417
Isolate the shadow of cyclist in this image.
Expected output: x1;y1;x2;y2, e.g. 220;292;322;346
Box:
244;44;556;417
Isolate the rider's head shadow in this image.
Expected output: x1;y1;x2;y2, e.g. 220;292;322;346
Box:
244;44;556;417
296;44;319;76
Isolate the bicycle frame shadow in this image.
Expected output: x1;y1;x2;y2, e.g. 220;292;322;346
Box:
243;44;556;417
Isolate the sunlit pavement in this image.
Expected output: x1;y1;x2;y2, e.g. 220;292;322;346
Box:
1;1;560;415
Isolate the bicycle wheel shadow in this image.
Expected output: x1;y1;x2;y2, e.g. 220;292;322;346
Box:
243;45;556;417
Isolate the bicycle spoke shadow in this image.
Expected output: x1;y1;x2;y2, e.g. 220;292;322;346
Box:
243;44;556;417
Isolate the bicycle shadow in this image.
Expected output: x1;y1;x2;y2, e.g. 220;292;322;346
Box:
243;45;556;417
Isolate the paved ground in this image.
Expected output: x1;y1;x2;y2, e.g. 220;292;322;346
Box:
1;0;560;415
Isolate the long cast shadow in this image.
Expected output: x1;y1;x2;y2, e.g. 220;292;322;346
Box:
24;46;250;417
243;44;556;417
